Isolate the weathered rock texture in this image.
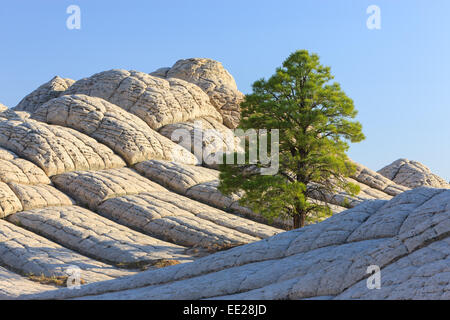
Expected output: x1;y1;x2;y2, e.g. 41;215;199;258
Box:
0;219;133;283
134;160;405;228
0;103;7;112
0;266;55;299
23;187;450;300
0;182;22;218
0;116;125;176
14;76;75;113
64;70;222;130
378;159;450;189
1;59;446;300
156;58;245;128
159;117;243;165
31;94;198;165
7;206;192;266
50;167;279;249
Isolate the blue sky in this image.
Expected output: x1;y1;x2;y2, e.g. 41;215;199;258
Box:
1;0;449;180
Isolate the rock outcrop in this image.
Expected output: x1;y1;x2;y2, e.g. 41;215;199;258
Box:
14;76;75;113
25;187;450;300
0;58;447;300
379;159;450;189
63;70;222;130
159;116;243;165
152;58;244;129
32;94;198;165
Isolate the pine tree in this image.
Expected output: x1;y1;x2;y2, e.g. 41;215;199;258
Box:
219;50;365;229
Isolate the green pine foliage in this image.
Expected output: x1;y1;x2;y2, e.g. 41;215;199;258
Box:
219;50;365;229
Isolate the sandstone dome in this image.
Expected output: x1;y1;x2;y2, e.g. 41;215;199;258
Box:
0;58;448;299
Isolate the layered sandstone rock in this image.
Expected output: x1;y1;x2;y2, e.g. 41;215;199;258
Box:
14;76;75;113
156;58;245;128
7;206;192;266
0;116;125;176
0;219;133;283
134;160;406;228
1;59;447;300
26;188;450;300
64;70;222;130
51;167;280;249
378;159;450;189
32;94;198;165
0;182;23;218
159;117;243;165
0;266;55;299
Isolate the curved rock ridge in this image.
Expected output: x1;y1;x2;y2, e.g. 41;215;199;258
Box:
134;160;400;229
14;76;75;113
351;162;410;195
0;219;134;284
378;159;450;189
51;168;167;210
98;193;260;250
0;182;23;218
32;94;198;165
24;187;450;300
0;144;196;277
0;116;125;176
63;69;222;130
8;183;74;211
2;59;445;299
159;117;243;165
134;160;254;219
155;58;244;129
7;206;193;267
0;266;55;299
50;167;281;250
0;145;76;216
0;153;50;185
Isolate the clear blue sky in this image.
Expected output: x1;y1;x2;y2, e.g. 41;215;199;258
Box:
1;0;449;180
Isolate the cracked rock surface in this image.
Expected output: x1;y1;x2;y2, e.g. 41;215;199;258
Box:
159;116;243;165
0;219;133;283
23;187;450;300
32;94;198;165
157;58;245;129
0;266;55;299
1;58;447;299
0;116;125;176
7;206;193;266
378;159;450;189
64;70;222;130
14;76;75;113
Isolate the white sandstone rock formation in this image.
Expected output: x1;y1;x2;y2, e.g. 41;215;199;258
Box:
153;58;244;129
31;94;198;165
23;187;450;300
7;206;193;266
0;115;125;176
159;116;243;165
0;58;446;300
378;158;450;189
64;69;222;130
14;76;75;113
0;266;55;299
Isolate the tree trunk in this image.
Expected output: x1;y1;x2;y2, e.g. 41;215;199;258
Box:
293;212;306;229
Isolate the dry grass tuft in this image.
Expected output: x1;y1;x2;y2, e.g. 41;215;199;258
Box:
27;274;86;287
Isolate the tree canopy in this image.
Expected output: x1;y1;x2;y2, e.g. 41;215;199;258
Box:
219;50;365;228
